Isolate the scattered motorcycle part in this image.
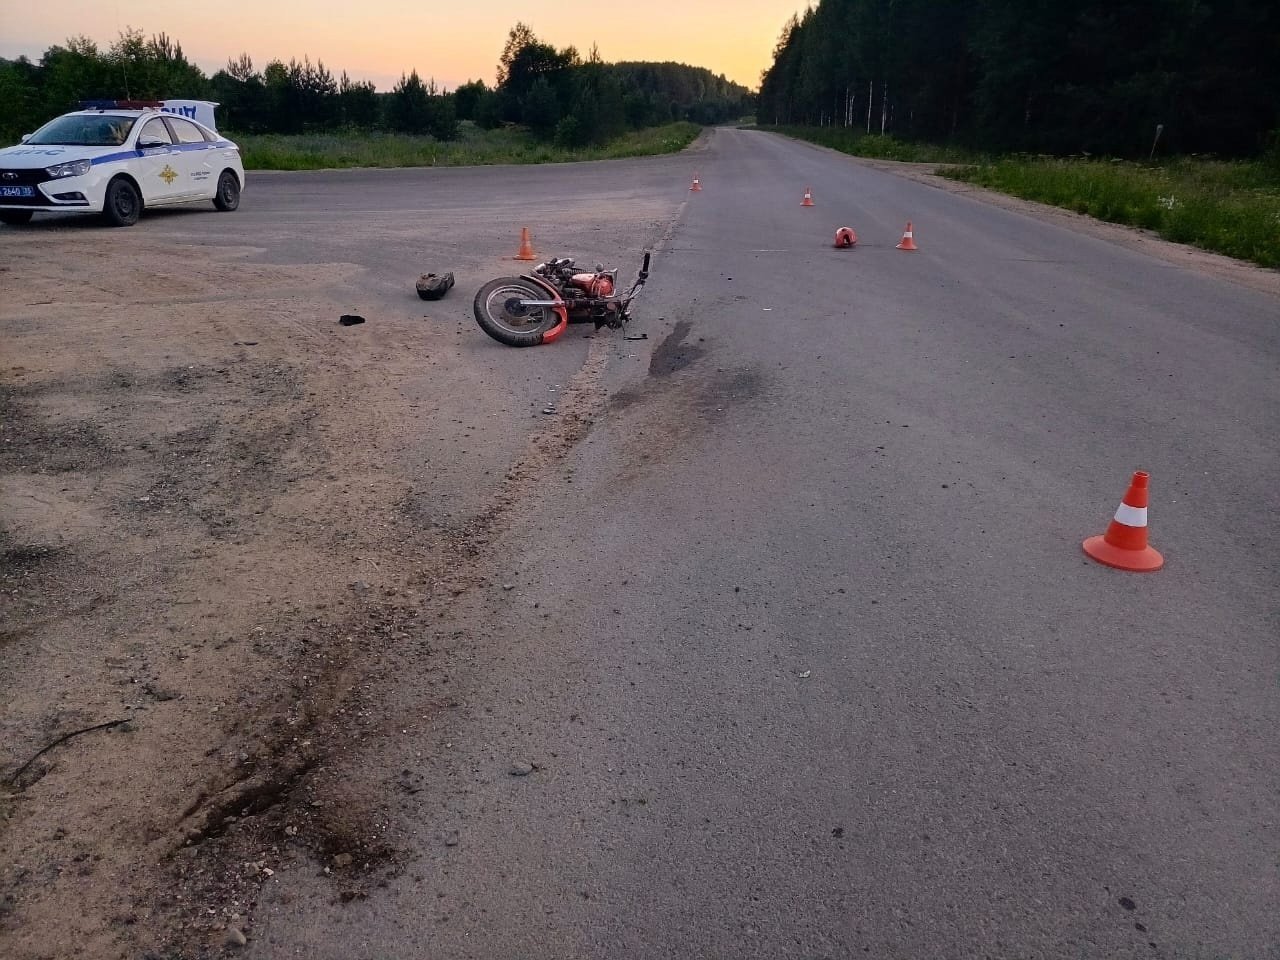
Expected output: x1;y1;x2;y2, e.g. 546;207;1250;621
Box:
338;314;365;326
416;272;455;301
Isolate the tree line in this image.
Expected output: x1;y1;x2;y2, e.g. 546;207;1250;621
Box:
758;0;1280;158
0;24;753;144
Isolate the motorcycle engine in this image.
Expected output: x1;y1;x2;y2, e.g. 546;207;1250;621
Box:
537;258;615;298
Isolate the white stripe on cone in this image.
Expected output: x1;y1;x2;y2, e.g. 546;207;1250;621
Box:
1113;503;1147;526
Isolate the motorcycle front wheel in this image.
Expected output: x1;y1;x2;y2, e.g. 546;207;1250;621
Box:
473;278;563;347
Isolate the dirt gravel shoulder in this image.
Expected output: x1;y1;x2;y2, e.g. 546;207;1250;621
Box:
0;172;675;956
0;232;544;959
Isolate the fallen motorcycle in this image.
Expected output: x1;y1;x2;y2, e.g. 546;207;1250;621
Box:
472;251;651;347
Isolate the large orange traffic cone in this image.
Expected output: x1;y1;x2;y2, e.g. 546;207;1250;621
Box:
515;227;536;261
833;227;857;248
690;173;702;192
801;187;815;207
895;221;918;251
1083;471;1164;572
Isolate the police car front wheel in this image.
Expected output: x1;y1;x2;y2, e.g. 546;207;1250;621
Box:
103;178;141;228
214;170;240;212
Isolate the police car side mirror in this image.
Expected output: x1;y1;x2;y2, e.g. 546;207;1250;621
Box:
20;134;30;142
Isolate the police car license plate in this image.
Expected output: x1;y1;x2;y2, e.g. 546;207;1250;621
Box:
1;186;34;197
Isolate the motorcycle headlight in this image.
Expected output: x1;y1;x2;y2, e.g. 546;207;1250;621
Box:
45;159;92;179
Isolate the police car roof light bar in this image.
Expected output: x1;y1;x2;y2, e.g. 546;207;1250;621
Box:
78;99;164;111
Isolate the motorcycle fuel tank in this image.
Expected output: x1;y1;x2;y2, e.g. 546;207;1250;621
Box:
570;273;614;297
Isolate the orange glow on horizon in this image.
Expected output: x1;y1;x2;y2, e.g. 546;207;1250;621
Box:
3;1;804;92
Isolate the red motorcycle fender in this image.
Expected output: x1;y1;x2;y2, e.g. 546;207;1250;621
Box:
522;273;569;345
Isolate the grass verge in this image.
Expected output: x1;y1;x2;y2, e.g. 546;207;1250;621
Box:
942;158;1280;268
235;121;701;171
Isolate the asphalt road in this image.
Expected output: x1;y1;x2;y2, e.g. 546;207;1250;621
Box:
224;128;1277;959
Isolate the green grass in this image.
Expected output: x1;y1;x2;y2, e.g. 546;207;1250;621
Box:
233;121;701;171
943;157;1280;268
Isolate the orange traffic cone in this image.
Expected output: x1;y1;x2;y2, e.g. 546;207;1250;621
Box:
833;227;857;248
801;187;815;207
1083;471;1164;572
515;227;536;261
895;221;918;251
690;173;702;192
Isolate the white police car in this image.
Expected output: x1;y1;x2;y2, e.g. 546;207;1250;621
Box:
0;101;244;227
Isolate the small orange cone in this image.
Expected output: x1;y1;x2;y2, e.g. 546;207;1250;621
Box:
690;173;702;192
895;221;918;251
833;227;857;248
515;227;536;261
1083;471;1164;572
801;187;815;207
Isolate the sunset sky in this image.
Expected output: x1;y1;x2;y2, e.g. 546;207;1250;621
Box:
3;1;805;92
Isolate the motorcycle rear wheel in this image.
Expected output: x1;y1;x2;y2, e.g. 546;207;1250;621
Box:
473;277;561;347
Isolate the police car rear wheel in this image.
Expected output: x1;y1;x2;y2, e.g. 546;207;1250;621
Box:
103;178;141;228
0;211;33;226
213;171;240;212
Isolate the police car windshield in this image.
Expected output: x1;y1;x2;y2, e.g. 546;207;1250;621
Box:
27;114;137;147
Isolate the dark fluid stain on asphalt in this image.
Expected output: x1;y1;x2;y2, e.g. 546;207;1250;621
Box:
608;387;644;412
612;365;767;416
1118;896;1137;911
649;320;704;377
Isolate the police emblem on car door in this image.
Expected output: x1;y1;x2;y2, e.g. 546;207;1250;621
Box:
135;117;184;202
162;116;216;199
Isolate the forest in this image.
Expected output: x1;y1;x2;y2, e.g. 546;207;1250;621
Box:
758;0;1280;158
0;24;753;146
